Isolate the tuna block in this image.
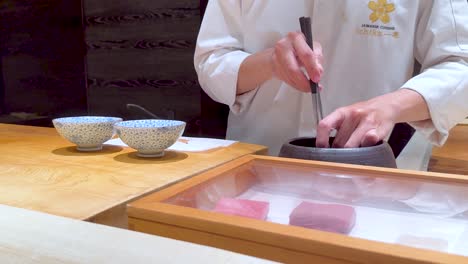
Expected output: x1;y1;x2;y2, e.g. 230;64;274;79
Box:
289;201;356;234
213;198;269;220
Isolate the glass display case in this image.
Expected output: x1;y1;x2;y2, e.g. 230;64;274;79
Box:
128;155;468;263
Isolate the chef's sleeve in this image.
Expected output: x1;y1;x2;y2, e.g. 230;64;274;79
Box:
194;0;256;114
402;0;468;146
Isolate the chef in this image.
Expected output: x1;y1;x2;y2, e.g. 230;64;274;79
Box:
194;0;468;162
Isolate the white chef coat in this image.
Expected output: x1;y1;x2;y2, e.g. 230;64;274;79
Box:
194;0;468;157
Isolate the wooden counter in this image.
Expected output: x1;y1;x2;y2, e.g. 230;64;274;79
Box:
429;124;468;175
0;204;275;264
0;124;267;227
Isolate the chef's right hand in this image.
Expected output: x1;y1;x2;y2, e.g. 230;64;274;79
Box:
271;32;324;92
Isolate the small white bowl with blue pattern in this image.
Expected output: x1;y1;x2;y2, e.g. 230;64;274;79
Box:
53;116;123;151
114;119;186;158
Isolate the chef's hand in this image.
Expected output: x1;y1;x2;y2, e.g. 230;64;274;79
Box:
272;32;324;92
315;89;430;148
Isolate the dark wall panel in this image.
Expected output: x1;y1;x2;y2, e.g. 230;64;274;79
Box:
198;0;229;139
0;57;4;114
84;0;202;136
0;0;87;122
0;0;226;135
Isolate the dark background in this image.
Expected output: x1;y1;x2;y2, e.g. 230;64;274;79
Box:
0;0;227;138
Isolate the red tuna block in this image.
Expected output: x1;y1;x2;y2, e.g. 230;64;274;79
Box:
289;201;356;234
213;198;269;220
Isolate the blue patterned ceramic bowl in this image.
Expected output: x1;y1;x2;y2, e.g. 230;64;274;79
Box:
53;116;123;151
114;119;186;157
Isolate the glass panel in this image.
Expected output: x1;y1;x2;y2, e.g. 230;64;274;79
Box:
164;159;468;256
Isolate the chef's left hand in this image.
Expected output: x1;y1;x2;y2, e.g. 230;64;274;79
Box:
315;89;430;148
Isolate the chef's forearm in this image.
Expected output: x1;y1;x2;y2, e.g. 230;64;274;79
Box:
236;48;274;95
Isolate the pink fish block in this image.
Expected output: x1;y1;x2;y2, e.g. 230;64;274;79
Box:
213;198;270;220
289;201;356;234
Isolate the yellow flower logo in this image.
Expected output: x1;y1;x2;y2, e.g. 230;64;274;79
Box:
368;0;395;24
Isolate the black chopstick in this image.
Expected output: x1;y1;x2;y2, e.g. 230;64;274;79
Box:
299;17;318;94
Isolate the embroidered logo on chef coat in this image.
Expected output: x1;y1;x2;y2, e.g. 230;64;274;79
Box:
356;0;399;39
368;0;395;24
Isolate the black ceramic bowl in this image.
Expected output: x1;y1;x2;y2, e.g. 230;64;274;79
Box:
279;137;397;168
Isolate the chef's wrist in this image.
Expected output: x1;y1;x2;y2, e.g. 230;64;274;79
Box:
237;48;275;95
388;88;431;123
261;47;275;81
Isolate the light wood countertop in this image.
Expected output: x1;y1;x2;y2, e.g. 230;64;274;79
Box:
0;204;275;264
429;124;468;175
0;124;267;227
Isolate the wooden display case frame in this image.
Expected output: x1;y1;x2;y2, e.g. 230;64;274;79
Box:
128;155;468;264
